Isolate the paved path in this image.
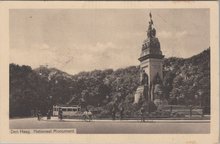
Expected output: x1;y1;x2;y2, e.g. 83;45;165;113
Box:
10;118;210;134
47;117;210;123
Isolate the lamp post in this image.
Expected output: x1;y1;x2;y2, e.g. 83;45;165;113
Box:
198;90;203;108
46;95;53;111
194;94;199;106
49;95;53;109
47;95;53;119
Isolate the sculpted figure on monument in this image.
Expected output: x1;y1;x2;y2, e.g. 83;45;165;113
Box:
147;20;153;38
140;70;148;86
147;13;156;39
150;72;163;100
151;28;156;37
142;12;161;53
153;72;162;85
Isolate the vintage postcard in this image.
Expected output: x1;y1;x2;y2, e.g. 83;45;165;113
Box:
0;1;219;144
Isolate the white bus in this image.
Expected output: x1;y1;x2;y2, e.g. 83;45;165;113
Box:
53;105;82;117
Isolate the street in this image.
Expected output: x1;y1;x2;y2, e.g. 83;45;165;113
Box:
10;118;210;134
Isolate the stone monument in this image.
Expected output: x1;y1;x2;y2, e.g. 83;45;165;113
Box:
134;12;167;107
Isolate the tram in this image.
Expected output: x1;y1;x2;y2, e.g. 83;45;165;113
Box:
52;105;82;117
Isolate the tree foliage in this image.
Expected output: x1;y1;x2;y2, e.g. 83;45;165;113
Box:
9;48;210;117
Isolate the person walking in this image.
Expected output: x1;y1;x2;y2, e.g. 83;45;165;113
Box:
47;110;51;120
120;107;124;120
140;107;145;122
58;108;63;120
37;110;41;121
112;107;116;120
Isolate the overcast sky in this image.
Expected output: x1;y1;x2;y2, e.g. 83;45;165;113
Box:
10;9;210;74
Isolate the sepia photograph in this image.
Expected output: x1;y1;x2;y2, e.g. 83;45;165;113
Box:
9;8;211;134
0;1;218;144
